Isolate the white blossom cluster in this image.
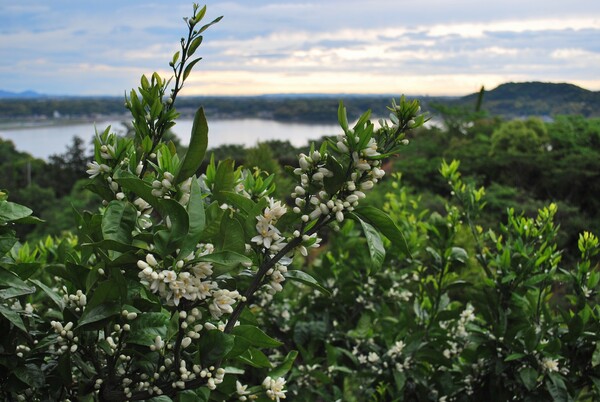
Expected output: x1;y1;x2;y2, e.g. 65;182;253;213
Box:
62;288;87;312
290;137;384;255
133;197;154;230
50;320;79;354
262;376;287;401
264;263;287;294
440;304;476;360
251;198;287;252
136;246;241;318
151;171;193;207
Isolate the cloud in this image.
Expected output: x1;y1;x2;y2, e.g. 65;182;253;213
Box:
1;0;600;95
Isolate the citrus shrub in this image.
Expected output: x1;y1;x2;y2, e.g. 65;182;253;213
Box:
256;163;600;401
0;4;427;401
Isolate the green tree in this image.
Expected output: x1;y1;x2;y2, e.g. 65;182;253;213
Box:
491;118;549;154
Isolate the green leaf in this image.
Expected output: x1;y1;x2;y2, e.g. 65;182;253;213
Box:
449;247;468;263
238;347;272;368
178;178;206;258
113;170;161;210
284;270;330;296
102;201;138;245
322;155;346;195
232;325;283;348
338;101;349;133
269;350;298;378
0;266;34;292
356;217;385;269
127;312;170;346
76;302;121;329
187;36;204;57
222;191;256;215
12;364;44;388
211;159;237;203
176;107;208;184
519;367;538;391
217;215;245;254
0;231;17;256
353;206;412;258
183;57;203;81
199;330;235;365
504;353;526;362
0;201;32;223
0;303;27;332
198;251;252;276
592;342;600;367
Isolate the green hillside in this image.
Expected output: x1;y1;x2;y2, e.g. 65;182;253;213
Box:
455;82;600;118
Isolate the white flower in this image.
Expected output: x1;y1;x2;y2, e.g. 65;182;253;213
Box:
86;161;110;178
209;289;240;318
251;217;283;250
541;357;559;373
236;380;250;396
262;376;287;401
367;352;380;363
387;340;405;358
191;262;213;279
100;144;116;159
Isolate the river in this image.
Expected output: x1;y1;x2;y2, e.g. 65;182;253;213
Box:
0;118;343;160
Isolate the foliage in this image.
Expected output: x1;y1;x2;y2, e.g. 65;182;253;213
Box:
256;165;600;401
0;5;427;401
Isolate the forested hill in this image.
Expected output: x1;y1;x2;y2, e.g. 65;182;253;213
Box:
455;82;600;118
1;82;599;123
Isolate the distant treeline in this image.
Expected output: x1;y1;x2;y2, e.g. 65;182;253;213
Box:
2;82;600;124
0;95;439;124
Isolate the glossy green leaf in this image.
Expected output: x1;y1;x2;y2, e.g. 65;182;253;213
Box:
269;350;298;378
198;330;235;365
198;250;252;268
102;201;138;245
353;206;411;258
232;325;283;348
0;303;27;332
76;302;121;329
0;231;17;256
127;312;170;346
30;279;66;310
519;367;538;391
183;57;203;82
176;107;208;184
0;201;32;223
238;347;272;368
178;178;206;258
284;270;330;296
355;216;385;269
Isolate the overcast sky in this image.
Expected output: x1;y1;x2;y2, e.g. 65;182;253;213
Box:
1;1;599;96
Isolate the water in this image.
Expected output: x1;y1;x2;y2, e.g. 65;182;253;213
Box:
0;118;343;160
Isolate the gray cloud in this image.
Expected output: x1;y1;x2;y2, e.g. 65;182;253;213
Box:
1;0;599;95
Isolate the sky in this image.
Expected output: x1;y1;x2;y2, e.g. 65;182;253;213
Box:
1;1;599;96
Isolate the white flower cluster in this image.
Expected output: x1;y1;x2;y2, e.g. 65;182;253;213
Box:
15;344;31;358
386;340;406;359
50;320;79;354
265;262;287;294
262;376;287;401
137;246;242;318
291;138;384;230
62;288;87;312
251;198;287;252
133;197;154;230
151;171;176;198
